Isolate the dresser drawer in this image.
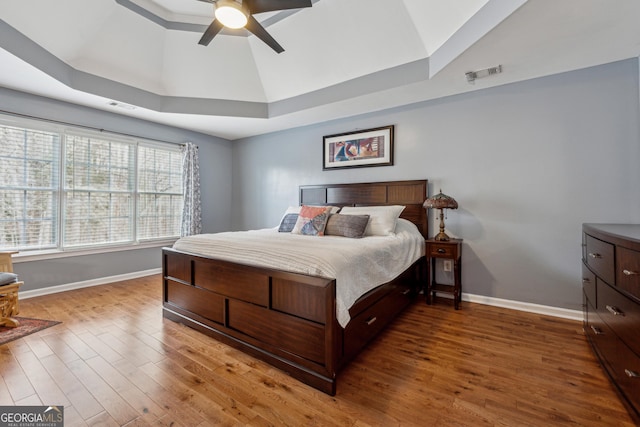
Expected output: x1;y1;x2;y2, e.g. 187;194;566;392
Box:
582;224;640;423
585;234;615;285
601;336;640;415
587;304;640;414
617;246;640;298
585;300;617;368
597;280;640;357
582;262;596;308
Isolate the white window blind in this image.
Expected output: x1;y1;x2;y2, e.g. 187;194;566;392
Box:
0;124;60;250
0;115;183;253
137;144;183;241
63;134;135;247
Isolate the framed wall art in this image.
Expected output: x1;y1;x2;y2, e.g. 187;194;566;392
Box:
323;125;394;170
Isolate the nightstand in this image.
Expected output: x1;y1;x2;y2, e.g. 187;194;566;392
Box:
425;238;462;309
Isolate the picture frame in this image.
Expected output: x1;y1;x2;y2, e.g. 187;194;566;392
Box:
323;125;394;170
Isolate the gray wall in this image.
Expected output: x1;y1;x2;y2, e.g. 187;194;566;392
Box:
231;59;640;311
0;87;233;291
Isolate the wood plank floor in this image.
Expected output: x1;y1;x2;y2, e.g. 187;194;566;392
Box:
1;274;635;426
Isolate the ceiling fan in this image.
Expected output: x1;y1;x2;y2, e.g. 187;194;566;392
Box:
196;0;313;53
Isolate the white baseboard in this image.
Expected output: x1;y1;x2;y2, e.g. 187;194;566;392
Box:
19;270;583;322
19;268;162;299
462;293;583;322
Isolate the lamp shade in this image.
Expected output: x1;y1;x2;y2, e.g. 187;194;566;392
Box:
423;190;458;210
423;189;458;241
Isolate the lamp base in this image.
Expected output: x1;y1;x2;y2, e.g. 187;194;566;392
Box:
434;208;451;241
433;231;451;241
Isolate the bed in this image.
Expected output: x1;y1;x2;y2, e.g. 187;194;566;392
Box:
162;179;428;395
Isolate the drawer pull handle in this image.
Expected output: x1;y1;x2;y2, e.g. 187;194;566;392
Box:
582;278;591;284
625;369;640;378
606;305;624;316
588;253;601;259
623;269;639;276
437;248;446;254
402;288;411;295
366;316;377;326
590;325;604;335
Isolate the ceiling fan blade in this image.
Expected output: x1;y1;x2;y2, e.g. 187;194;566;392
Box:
198;19;224;46
246;0;312;14
245;15;284;53
195;0;214;3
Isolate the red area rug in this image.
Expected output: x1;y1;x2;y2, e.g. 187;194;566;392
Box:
0;317;61;345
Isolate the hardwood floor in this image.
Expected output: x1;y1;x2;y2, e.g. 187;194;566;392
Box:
1;274;635;426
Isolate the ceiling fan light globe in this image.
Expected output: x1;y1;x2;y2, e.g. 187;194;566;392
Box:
215;1;248;29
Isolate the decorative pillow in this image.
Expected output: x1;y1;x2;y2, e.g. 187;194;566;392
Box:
278;205;339;231
291;205;332;236
0;272;18;286
278;213;299;232
339;205;405;236
324;214;370;238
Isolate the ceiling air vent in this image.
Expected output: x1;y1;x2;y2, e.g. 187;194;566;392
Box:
107;101;136;110
465;65;502;84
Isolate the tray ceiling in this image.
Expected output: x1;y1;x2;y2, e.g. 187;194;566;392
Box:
0;0;639;140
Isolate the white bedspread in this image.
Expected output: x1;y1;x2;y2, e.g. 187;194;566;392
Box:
172;218;425;327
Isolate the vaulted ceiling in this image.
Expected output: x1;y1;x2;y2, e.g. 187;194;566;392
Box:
1;0;639;140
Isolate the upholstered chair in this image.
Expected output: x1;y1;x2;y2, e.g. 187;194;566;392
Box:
0;251;23;327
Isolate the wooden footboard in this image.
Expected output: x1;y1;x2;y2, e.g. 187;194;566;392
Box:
162;247;340;393
162;248;424;394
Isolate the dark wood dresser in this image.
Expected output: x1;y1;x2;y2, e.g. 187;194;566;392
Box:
582;223;640;422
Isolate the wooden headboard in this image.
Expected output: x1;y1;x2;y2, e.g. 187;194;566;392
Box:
299;180;428;238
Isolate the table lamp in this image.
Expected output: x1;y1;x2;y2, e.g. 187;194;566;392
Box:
423;189;458;241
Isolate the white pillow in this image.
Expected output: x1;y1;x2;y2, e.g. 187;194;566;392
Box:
339;205;405;236
281;205;301;217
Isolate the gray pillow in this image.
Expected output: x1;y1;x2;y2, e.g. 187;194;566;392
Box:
324;214;370;238
278;213;299;232
0;272;18;286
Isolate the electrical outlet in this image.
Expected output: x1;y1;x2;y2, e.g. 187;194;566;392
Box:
443;260;452;272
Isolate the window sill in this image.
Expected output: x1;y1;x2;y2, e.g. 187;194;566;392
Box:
12;239;179;263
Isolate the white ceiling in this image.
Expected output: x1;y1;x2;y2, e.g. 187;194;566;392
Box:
0;0;639;140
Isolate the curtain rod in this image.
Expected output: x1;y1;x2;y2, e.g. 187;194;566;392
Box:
0;109;182;146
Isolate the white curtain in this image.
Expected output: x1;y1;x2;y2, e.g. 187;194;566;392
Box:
180;142;202;237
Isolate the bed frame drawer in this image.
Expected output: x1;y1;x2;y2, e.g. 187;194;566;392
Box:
344;283;413;359
228;299;326;365
165;280;224;324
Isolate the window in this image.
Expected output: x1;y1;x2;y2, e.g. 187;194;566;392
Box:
0;115;183;253
64;134;135;247
0;123;60;250
137;144;183;240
